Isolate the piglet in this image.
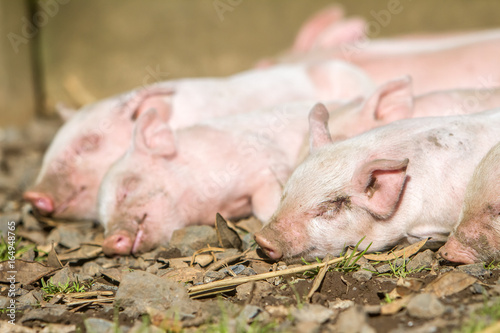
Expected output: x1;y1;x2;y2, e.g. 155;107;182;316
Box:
255;105;500;260
24;60;372;221
296;76;500;162
98;101;341;256
439;141;500;264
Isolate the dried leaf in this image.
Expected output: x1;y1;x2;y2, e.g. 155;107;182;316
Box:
364;238;428;261
397;278;424;292
423;272;477;298
380;295;414;315
162;266;204;283
47;243;63;268
57;243;102;261
0;260;59;285
236;216;263;233
387;287;402;300
306;255;331;302
193;253;214;267
101;267;129;283
169;258;190;269
215;213;242;250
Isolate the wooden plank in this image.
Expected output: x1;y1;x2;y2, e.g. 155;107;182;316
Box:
0;0;36;127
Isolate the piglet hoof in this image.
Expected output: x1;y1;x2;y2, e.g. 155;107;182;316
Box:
23;191;54;215
254;232;283;260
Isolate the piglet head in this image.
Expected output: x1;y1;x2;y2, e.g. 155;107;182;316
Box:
23;87;174;221
255;103;409;260
99;108;182;256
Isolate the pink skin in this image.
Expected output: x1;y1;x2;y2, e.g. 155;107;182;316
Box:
273;37;500;94
328;77;500;139
98;102;331;256
291;5;366;52
439;141;500;264
285;5;500;57
259;10;500;95
255;106;500;261
296;76;500;163
24;61;372;221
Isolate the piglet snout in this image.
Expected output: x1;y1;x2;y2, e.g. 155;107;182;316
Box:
438;236;477;264
23;191;54;215
102;231;134;256
254;231;283;260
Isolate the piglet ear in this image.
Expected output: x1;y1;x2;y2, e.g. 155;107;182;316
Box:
360;76;414;123
56;102;77;122
350;158;409;219
132;108;176;158
292;5;346;52
309;103;333;151
124;86;175;123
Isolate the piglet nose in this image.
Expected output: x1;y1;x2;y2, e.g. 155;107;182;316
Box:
102;232;133;256
254;232;283;260
23;191;54;215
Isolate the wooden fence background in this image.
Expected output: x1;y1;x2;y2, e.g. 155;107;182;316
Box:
1;0;499;126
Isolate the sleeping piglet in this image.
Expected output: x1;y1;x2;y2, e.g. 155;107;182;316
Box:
98;100;341;256
255;105;500;260
439;141;500;264
24;60;372;221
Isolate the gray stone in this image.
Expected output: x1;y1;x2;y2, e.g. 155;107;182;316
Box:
20;307;67;324
240;267;257;276
115;270;199;317
81;261;102;277
353;269;373;282
458;263;491;277
128;320;164;333
335;306;376;333
292;321;321;333
214;248;241;261
388;319;448;333
19;248;36;261
40;324;77;333
50;267;76;287
407;250;434;272
48;226;87;249
204;270;226;284
407;293;445;319
21;203;41;231
169;225;219;256
470;283;486;294
236;281;273;301
241;232;256;251
328;299;354;310
83;318;115;333
0;296;10;308
18;290;42;307
90;282;119;292
146;262;162;275
0;320;37;333
0;212;21;237
220;264;246;275
238;304;263;322
292;303;334;324
376;258;407;274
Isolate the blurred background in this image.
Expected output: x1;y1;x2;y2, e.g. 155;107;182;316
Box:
1;0;499;126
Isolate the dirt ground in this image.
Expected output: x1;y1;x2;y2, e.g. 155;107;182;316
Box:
1;119;500;333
